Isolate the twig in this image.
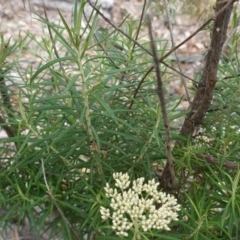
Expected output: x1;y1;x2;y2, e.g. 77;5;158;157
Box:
87;0;152;56
148;18;176;189
128;18;213;109
132;0;147;52
223;73;240;80
197;154;239;170
161;61;197;83
87;0;214;62
163;0;191;103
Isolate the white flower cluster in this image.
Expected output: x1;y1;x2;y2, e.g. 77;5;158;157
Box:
100;172;181;237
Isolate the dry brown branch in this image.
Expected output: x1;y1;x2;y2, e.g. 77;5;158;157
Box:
87;0;152;55
178;0;235;143
159;0;236;190
128;18;213;110
148;18;176;189
132;0;147;52
197;154;239;170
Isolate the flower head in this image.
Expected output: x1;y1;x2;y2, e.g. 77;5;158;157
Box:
100;172;181;237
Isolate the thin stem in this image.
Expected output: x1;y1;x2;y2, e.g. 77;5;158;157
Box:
163;0;191;103
87;0;152;56
131;0;147;53
79;59;94;141
148;18;176;188
129;18;213;109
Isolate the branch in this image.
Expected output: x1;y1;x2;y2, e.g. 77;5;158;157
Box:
128;18;214;109
197;154;239;170
159;0;236;189
129;0;237;109
148;18;176;190
177;0;235;144
132;0;147;52
87;0;152;55
163;0;190;103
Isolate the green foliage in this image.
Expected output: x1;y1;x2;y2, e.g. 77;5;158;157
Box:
0;0;240;239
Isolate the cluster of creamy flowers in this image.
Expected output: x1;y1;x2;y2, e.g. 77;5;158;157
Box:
100;172;181;237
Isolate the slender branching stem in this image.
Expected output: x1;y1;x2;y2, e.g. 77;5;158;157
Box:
148;18;176;189
163;0;191;103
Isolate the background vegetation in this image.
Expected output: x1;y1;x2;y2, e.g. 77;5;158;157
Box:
0;0;240;239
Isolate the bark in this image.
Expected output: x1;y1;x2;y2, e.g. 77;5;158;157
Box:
179;0;234;141
161;0;236;191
